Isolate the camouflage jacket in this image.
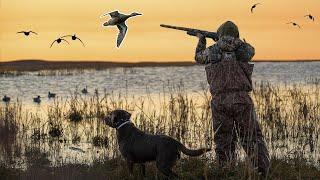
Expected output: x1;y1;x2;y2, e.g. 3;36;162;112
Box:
195;36;255;64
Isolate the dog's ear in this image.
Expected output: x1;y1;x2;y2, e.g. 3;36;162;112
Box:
114;109;131;121
124;111;131;119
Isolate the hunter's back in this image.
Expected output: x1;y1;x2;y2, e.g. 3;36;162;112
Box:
205;54;254;96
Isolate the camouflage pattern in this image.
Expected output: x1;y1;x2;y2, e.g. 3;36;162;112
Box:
194;21;270;177
195;35;255;65
217;21;239;38
205;56;254;95
211;100;270;176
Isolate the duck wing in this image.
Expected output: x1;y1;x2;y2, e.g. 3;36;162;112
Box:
50;40;57;48
75;37;85;46
116;22;127;47
60;35;72;38
30;31;38;35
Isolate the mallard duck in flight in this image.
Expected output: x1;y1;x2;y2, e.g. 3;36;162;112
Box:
101;10;142;47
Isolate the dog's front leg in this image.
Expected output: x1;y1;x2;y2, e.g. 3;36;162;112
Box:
127;161;134;176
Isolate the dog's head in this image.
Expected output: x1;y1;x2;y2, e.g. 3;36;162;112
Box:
103;109;132;128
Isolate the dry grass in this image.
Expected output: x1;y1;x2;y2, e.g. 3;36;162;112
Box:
0;80;319;179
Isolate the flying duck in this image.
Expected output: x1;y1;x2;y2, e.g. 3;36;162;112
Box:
17;31;38;36
304;14;315;21
101;11;142;47
287;22;301;28
50;38;70;48
251;3;261;13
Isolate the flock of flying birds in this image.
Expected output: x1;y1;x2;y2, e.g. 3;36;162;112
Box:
17;31;85;48
16;10;142;48
251;3;315;28
16;3;315;49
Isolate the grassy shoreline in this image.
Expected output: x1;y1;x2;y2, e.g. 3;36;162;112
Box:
1;80;319;179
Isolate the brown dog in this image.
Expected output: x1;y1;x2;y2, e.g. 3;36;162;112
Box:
103;109;211;178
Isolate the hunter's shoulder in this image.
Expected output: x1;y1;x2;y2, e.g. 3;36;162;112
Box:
207;43;221;52
235;39;255;61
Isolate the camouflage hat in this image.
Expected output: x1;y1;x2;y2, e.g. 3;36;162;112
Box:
217;21;239;38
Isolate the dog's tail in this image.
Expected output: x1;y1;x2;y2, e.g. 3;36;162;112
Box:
179;143;211;157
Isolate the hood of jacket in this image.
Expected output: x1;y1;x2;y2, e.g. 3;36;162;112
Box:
217;21;239;39
216;21;242;51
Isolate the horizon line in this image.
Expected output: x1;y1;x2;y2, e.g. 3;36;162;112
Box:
1;59;320;63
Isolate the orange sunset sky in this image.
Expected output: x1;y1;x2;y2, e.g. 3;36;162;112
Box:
0;0;319;62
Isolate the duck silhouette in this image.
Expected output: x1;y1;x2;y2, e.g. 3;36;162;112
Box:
48;92;56;98
17;31;38;36
60;34;85;46
287;22;301;28
33;96;41;104
251;3;261;13
2;95;11;103
81;86;88;94
101;10;142;47
304;14;315;21
50;38;70;48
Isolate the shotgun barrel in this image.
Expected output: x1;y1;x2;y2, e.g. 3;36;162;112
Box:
160;24;219;41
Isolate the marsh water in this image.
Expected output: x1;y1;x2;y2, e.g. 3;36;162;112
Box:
0;62;320;168
1;62;319;104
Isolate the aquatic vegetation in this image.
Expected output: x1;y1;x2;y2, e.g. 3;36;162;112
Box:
92;136;109;147
67;111;83;122
0;80;319;179
48;125;63;138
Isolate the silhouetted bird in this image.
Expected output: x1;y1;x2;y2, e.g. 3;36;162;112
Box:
33;96;41;104
81;86;88;94
2;95;10;103
287;22;301;28
304;14;315;21
101;10;142;47
17;31;38;36
50;38;70;48
48;92;56;98
251;3;261;13
60;34;85;46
